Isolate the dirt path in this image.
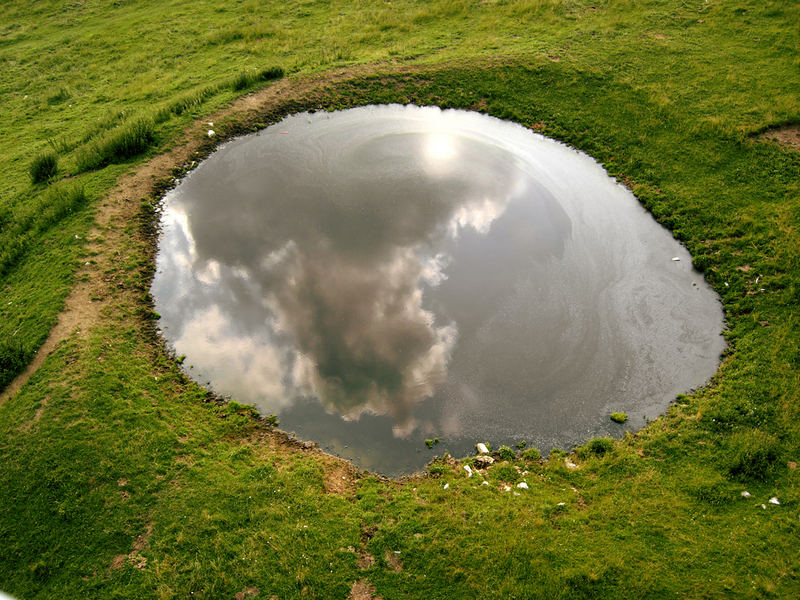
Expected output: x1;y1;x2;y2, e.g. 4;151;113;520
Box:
0;64;409;407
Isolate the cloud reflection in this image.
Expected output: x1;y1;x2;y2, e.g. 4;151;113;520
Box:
153;117;544;437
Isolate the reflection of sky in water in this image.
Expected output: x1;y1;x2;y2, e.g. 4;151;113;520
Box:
152;105;725;475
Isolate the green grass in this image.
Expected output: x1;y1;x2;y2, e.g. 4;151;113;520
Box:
0;182;89;279
1;0;800;598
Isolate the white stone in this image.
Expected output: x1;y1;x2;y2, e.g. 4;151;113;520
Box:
517;482;529;490
476;443;490;454
769;497;780;505
207;129;215;137
463;465;473;478
741;491;751;498
443;483;449;490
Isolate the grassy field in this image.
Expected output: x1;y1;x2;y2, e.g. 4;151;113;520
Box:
1;0;799;598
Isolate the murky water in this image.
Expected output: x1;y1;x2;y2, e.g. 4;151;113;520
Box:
152;105;725;475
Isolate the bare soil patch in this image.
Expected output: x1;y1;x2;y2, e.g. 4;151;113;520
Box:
759;124;800;152
356;549;376;570
234;586;260;600
383;550;403;572
324;460;359;495
348;580;382;600
109;522;153;571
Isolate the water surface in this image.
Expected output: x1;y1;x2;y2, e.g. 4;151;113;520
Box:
152;105;725;475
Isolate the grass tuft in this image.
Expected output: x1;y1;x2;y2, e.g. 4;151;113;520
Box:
75;117;156;172
29;152;58;184
497;445;515;461
230;66;284;91
46;87;70;105
521;447;541;461
610;412;628;423
578;437;615;459
0;338;31;391
41;183;89;226
727;430;782;482
493;463;521;483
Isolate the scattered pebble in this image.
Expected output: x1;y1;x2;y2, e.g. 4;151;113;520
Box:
207;129;215;137
503;485;511;492
769;497;780;505
761;504;767;510
476;443;490;455
481;481;489;486
557;502;566;507
741;491;751;498
443;483;449;490
513;492;521;496
517;482;529;490
565;460;578;470
671;257;680;261
208;121;213;126
463;465;473;478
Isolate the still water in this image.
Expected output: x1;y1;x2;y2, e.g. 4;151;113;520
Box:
152;105;725;475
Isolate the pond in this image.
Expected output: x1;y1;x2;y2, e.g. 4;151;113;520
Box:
151;105;725;476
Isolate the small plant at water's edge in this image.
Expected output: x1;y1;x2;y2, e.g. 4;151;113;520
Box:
610;412;628;423
578;437;615;459
522;447;541;461
498;445;515;461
